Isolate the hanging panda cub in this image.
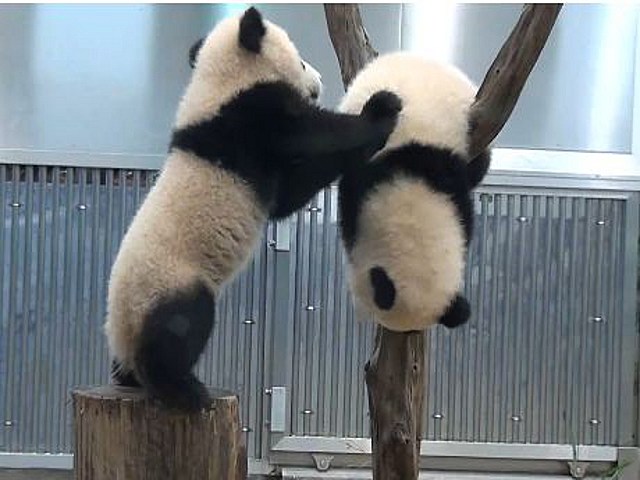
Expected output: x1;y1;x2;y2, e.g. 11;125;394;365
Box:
338;52;491;332
105;7;400;411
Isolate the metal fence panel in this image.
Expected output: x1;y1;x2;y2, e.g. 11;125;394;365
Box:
286;187;634;447
0;164;273;458
0;163;637;459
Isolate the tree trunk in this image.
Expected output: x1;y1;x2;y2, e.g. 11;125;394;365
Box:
365;329;425;480
323;5;427;480
72;386;247;480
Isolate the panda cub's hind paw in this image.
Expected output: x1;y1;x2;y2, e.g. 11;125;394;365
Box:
361;90;403;121
439;294;471;329
157;373;211;413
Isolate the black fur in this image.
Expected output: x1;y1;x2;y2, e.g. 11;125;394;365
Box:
188;38;204;68
339;142;482;252
438;294;471;328
239;7;266;53
467;150;492;188
170;82;400;220
125;280;216;412
360;90;403;121
369;266;396;310
111;359;140;387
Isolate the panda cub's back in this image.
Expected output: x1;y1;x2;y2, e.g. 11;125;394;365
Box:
348;174;466;331
339;52;477;156
106;151;265;360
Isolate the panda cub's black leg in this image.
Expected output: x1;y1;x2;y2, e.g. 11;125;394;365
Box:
369;266;396;310
111;358;140;387
439;294;471;329
134;281;216;412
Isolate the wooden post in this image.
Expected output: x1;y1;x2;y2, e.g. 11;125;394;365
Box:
72;386;247;480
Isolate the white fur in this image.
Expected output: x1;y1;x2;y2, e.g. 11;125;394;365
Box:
106;151;266;369
105;10;323;370
348;176;465;331
176;15;322;129
339;52;476;157
340;53;477;331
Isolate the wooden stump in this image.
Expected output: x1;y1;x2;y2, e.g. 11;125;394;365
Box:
72;386;247;480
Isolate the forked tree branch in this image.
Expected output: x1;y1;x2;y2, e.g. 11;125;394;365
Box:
468;4;562;158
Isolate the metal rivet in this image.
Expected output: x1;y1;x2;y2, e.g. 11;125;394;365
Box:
77;204;87;211
590;316;604;324
308;207;322;213
241;426;252;433
588;418;600;425
10;202;21;208
305;305;317;311
4;420;13;427
595;220;606;226
432;413;444;420
126;171;134;177
302;409;314;415
268;240;276;248
264;388;272;395
511;415;522;422
517;216;527;223
242;319;255;325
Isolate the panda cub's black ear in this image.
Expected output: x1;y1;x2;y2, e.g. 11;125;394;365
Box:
239;7;266;53
188;38;204;69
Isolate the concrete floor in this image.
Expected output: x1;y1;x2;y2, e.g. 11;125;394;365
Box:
0;471;72;480
0;470;272;479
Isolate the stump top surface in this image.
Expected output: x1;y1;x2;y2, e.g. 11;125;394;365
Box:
72;385;238;402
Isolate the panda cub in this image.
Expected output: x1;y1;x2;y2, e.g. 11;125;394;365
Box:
105;7;400;411
338;52;491;332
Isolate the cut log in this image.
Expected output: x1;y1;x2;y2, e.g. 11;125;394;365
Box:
72;386;247;480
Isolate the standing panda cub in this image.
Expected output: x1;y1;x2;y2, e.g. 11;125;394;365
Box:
105;7;400;411
338;52;491;332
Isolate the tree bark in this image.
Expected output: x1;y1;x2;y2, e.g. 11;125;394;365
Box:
323;4;378;87
72;386;247;480
365;329;425;479
324;6;427;480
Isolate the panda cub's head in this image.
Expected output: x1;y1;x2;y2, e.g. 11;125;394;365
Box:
339;52;477;158
175;7;322;129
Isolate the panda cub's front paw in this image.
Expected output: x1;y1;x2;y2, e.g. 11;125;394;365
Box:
361;90;403;122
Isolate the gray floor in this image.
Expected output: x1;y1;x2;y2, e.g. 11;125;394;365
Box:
0;470;272;479
0;471;72;480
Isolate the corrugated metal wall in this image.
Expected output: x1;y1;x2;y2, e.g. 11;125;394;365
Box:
0;164;274;458
425;193;628;446
286;187;636;447
0;165;638;458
